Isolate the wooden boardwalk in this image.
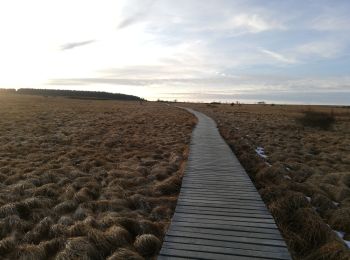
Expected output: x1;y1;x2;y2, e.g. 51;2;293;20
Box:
158;108;291;260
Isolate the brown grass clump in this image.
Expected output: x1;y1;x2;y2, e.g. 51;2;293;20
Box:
53;200;78;214
0;95;195;258
269;192;310;222
134;234;161;257
290;208;335;250
311;193;337;218
105;225;132;246
304;241;350;260
56;237;101;259
1;215;32;238
16;243;47;260
0;236;15;255
138;220;165;238
113;217;141;238
151;205;172;221
153;174;182;195
329;208;350;234
49;224;69;237
0;203;18;218
23;217;53;243
67;220;94;237
107;248;144;260
87;228;114;254
255;164;285;185
57;216;74;226
40;238;64;257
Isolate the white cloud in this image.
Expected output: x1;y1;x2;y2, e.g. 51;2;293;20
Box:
310;15;350;32
227;14;284;33
296;40;344;59
260;49;297;64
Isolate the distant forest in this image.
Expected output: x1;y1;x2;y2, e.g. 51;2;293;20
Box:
0;88;142;101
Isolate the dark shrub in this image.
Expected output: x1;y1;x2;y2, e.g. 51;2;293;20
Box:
298;111;335;130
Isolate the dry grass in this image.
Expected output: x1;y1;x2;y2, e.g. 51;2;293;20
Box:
187;103;350;259
0;94;195;259
134;234;161;257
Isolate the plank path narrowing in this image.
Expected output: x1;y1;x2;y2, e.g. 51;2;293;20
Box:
158;108;291;260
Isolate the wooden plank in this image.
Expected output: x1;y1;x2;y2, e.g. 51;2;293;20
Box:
178;201;266;210
167;230;286;247
184;171;248;177
174;207;273;219
179;192;262;200
181;184;256;189
179;187;259;194
169;220;281;235
158;256;193;260
182;179;253;184
179;193;263;200
185;170;247;175
184;172;250;177
182;180;255;185
175;205;272;217
169;225;283;240
177;201;269;211
172;218;278;229
180;189;261;197
159;248;271;260
182;182;255;187
180;185;257;191
162;242;290;260
173;212;276;224
164;236;289;254
178;195;264;204
177;199;268;210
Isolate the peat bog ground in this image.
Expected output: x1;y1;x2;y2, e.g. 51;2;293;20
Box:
0;94;195;259
188;103;350;259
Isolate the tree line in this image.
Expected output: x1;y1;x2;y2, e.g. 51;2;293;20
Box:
0;88;142;101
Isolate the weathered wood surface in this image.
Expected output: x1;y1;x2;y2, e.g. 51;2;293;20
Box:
158;108;291;260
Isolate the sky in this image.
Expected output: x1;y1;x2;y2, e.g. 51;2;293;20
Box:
0;0;350;104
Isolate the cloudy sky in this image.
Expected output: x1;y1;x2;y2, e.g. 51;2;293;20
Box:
1;0;350;104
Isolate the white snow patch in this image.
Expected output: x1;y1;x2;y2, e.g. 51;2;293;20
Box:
286;167;291;171
306;196;311;202
334;230;350;248
284;175;291;180
345;240;350;248
255;147;267;159
332;201;339;207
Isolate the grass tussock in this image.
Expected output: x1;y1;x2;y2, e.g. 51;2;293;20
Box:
304;241;350;260
107;248;144;260
0;95;195;259
16;243;47;260
55;237;100;260
329;208;350;234
134;234;161;257
153;174;183;195
188;103;350;259
0;237;16;255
